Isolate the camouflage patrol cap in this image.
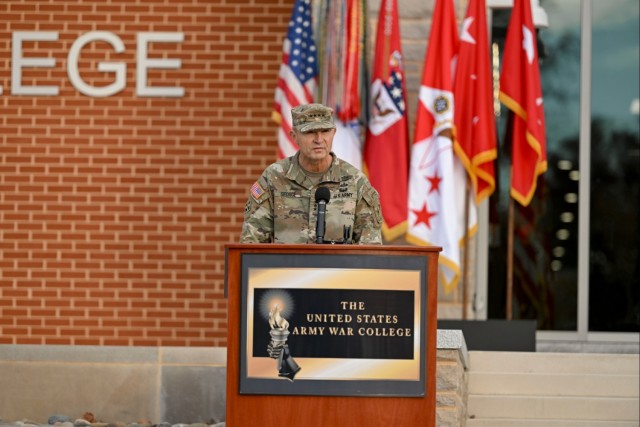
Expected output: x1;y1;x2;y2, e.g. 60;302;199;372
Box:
291;104;336;133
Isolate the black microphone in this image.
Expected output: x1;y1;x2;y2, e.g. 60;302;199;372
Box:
314;187;331;244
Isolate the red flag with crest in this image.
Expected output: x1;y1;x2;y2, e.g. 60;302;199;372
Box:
363;0;410;241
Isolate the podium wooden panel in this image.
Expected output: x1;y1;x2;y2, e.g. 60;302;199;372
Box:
224;244;440;427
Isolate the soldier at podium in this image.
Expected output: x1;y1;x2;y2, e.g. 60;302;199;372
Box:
240;103;382;245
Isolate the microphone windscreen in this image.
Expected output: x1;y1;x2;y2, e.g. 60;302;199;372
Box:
314;186;331;203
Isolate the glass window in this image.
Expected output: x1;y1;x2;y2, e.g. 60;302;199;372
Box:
588;0;640;332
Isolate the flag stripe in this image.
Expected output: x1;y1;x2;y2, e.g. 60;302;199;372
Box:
273;0;318;159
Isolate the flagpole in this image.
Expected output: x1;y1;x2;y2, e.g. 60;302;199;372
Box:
503;107;515;321
506;194;514;320
461;178;471;320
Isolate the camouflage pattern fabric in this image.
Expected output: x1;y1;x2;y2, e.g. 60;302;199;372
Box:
240;153;383;244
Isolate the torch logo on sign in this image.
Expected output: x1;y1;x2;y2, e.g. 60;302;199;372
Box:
259;290;301;381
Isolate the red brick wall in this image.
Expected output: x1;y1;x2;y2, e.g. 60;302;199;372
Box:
0;0;290;346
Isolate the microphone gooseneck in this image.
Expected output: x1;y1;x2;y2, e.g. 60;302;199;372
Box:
314;187;330;244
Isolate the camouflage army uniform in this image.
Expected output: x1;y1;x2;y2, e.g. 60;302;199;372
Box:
240;152;383;244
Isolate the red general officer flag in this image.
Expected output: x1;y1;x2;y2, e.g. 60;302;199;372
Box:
499;0;547;206
272;0;318;159
407;0;462;292
363;0;410;241
453;0;497;204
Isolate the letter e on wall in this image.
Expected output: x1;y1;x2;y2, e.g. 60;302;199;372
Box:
137;32;185;97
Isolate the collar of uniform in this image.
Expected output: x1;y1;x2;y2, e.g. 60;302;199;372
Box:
322;153;342;183
287;152;340;187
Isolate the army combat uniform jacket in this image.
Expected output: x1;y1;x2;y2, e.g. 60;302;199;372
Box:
240;153;383;244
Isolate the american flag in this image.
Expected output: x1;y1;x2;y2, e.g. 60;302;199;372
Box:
250;181;265;200
272;0;318;159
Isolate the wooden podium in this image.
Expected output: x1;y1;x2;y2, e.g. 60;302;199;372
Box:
224;244;440;427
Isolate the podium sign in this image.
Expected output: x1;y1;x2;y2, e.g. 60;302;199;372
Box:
225;244;440;427
240;253;427;396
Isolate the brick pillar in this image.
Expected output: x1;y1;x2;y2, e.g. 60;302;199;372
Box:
436;330;469;426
